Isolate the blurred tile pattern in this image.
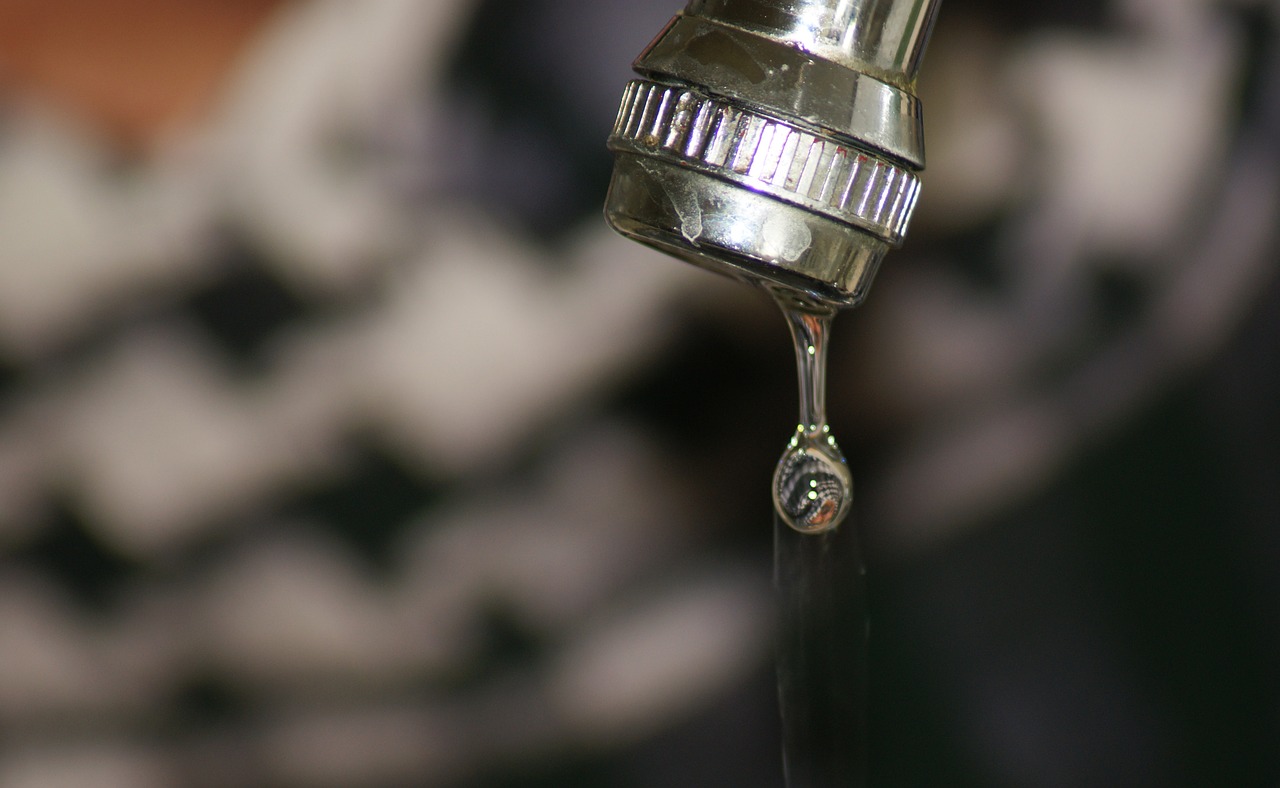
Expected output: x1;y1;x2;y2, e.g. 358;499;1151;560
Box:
0;0;1277;785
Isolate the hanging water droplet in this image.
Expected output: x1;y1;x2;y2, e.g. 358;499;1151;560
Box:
774;431;852;534
771;292;853;534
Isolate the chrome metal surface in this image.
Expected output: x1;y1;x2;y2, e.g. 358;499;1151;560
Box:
605;0;942;308
608;154;886;305
611;80;921;242
687;0;940;85
633;15;925;166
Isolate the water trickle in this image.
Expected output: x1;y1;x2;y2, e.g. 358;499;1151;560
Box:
770;291;867;788
772;297;852;534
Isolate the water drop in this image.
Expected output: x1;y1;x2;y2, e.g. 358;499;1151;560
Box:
774;432;852;534
766;289;867;786
771;293;853;534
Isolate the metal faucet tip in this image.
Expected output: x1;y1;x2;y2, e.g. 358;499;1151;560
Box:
605;0;942;308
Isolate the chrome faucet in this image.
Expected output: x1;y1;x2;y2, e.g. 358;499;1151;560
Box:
605;0;942;308
604;6;943;783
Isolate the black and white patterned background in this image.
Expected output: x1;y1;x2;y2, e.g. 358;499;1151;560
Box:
0;0;1278;785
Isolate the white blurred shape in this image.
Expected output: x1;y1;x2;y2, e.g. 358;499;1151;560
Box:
400;425;684;635
217;0;474;292
263;706;456;788
867;268;1026;416
61;328;340;557
0;575;126;721
0;114;208;357
0;744;172;788
1012;12;1236;261
353;216;695;476
202;531;418;690
879;403;1063;548
551;570;771;746
915;18;1025;232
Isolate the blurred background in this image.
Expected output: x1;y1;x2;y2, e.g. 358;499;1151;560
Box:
0;0;1277;785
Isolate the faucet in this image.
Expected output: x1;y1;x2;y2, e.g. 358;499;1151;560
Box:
603;4;943;783
605;0;942;309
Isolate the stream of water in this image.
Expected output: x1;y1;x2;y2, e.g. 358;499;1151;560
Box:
772;292;868;787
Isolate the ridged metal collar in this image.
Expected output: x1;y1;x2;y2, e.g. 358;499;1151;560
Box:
611;80;920;244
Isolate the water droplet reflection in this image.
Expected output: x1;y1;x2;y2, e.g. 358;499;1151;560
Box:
774;430;852;534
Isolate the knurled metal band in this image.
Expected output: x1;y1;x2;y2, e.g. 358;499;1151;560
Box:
608;79;921;244
632;14;926;167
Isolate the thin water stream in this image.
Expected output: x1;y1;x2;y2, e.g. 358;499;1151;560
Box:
772;293;868;787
